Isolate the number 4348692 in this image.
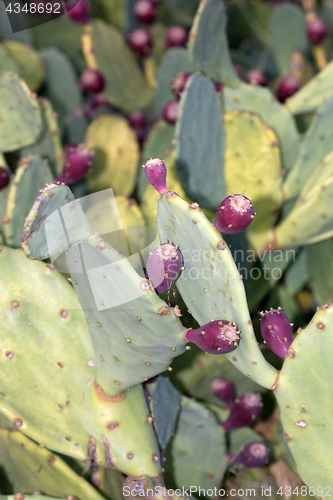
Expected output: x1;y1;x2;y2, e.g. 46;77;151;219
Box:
5;3;61;14
277;486;331;496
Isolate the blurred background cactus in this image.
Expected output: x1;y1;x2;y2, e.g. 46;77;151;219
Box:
2;0;333;498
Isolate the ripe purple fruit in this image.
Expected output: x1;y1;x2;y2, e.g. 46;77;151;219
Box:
133;0;157;24
91;93;110;110
171;72;192;99
128;29;153;57
128;110;147;129
162;100;179;125
277;75;301;102
66;0;90;23
214;194;255;235
79;69;105;96
143;158;168;194
146;243;182;294
246;69;268;87
211;379;235;409
306;18;328;45
260;308;293;359
0;167;10;190
222;392;263;432
165;26;188;49
232;441;270;468
214;81;223;93
185;320;240;355
55;145;94;184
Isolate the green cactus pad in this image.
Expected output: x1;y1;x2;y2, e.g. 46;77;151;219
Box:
4;156;53;248
138;122;175;201
0;72;42;152
286;60;333;115
2;40;45;92
224;110;283;251
157;192;278;389
20;97;64;177
223;83;300;171
188;0;239;86
165;396;227;494
276;303;333;494
21;184;91;261
149;376;181;450
274;150;333;249
283;95;333;201
0;246;161;476
154;48;195;118
268;3;308;76
0;429;104;499
306;240;333;306
0;44;19;75
85;114;139;196
41;48;82;126
284;249;309;297
82;21;153;112
64;112;88;146
176;72;226;210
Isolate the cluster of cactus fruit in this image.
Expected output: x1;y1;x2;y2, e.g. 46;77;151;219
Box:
3;0;333;498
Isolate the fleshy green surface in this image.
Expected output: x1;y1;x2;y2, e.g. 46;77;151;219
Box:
82;20;153;112
85;114;139;196
283;95;333;201
276;303;333;496
157;192;278;389
20;97;64;177
0;246;162;476
176;72;226;210
223;110;283;251
268;3;308;75
4;156;53;248
188;0;239;86
286;60;333;114
223;82;300;171
0;428;104;499
0;72;42;152
2;40;45;92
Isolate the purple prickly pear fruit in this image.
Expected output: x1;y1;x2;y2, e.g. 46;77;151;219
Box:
171;72;192;99
232;441;270;468
259;308;293;359
211;378;235;409
246;69;268;87
80;69;105;96
165;26;188;48
0;167;10;190
66;0;90;23
185;320;240;355
128;110;147;129
55;145;94;184
162;100;179;125
306;18;328;45
146;243;182;293
135;127;148;147
214;81;223;93
277;75;301;102
91;93;110;110
128;29;153;57
214;194;255;235
134;0;157;24
143;158;168;194
221;392;263;432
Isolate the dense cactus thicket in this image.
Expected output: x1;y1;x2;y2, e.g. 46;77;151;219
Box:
1;0;333;499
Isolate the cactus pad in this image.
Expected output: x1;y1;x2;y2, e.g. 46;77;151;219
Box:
276;303;333;494
85;114;139;196
188;0;239;86
0;72;42;152
82;21;153;112
176;72;226;210
2;40;45;92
